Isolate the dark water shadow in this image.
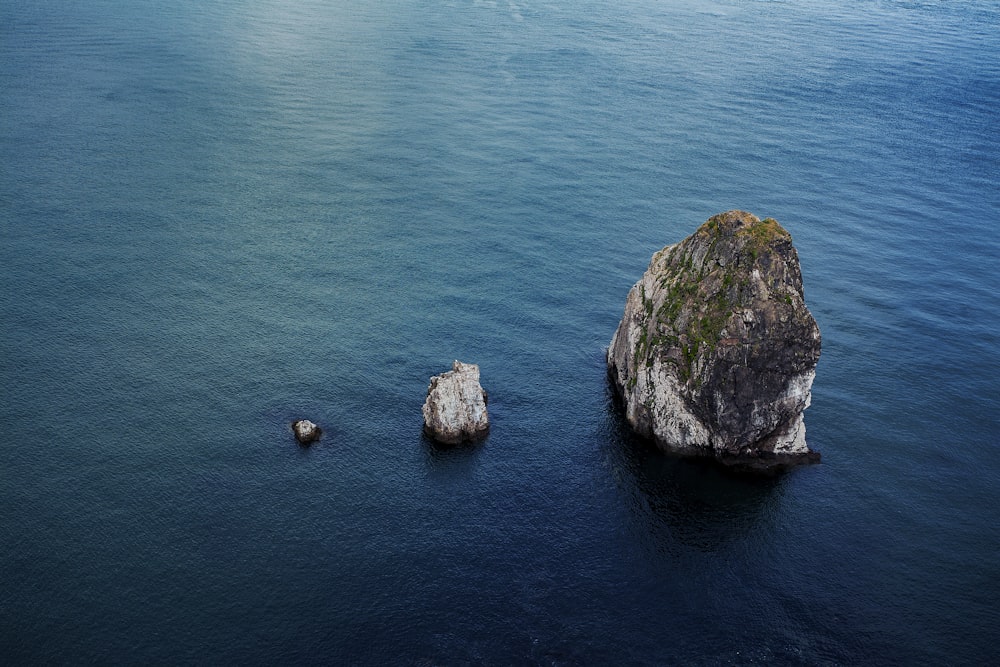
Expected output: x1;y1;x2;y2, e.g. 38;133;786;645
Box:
420;432;484;480
600;381;784;553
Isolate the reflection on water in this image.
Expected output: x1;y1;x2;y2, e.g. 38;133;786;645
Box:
601;385;783;553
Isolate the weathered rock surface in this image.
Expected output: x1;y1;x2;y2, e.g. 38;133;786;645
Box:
422;361;490;445
292;419;321;445
607;211;821;471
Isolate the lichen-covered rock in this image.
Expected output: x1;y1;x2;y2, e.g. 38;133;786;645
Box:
292;419;321;445
607;211;821;471
422;361;490;445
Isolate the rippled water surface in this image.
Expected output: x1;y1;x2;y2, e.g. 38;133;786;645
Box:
2;0;999;663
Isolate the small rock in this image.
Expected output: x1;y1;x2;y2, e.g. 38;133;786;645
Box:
292;419;321;445
422;361;490;445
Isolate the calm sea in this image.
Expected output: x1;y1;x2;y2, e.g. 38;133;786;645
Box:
2;0;999;663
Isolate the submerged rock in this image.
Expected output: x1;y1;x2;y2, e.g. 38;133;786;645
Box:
422;361;490;445
292;419;321;445
607;211;821;472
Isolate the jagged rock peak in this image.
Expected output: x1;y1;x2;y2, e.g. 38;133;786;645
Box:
422;361;490;445
607;210;821;472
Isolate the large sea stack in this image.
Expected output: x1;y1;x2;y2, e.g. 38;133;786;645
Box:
607;211;821;471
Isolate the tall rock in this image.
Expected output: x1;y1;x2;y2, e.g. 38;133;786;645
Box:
607;211;821;471
422;361;490;445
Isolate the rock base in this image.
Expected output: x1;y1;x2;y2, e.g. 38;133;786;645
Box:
714;449;821;474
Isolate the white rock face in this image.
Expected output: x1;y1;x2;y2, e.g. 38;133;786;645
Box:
422;361;490;445
292;419;321;444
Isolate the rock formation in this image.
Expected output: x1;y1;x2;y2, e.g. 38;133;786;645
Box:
607;211;821;471
292;419;321;445
422;361;490;445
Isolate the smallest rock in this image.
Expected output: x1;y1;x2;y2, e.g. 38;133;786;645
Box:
292;419;321;445
422;360;490;445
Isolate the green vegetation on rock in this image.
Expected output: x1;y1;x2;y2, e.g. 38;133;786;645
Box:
605;210;821;468
641;212;799;384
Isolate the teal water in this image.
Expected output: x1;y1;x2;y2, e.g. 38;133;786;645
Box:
2;0;999;663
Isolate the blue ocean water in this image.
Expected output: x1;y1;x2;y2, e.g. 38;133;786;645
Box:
2;0;999;663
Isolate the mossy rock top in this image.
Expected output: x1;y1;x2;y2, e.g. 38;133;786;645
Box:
645;211;808;368
695;210;792;246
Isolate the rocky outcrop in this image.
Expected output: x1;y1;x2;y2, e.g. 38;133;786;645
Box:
607;211;821;471
422;361;490;445
292;419;321;445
